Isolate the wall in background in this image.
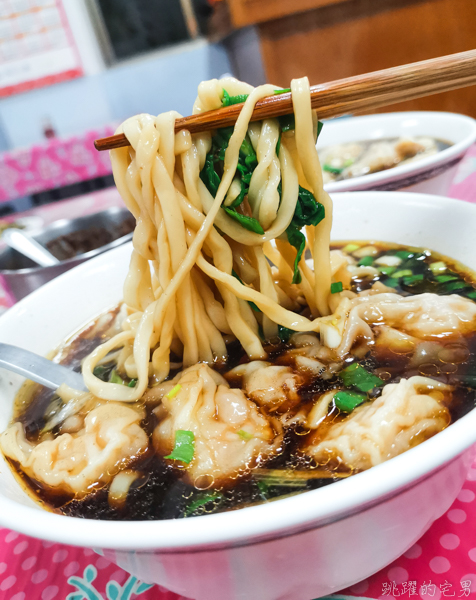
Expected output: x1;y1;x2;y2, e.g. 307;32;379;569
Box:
0;0;232;152
0;39;231;150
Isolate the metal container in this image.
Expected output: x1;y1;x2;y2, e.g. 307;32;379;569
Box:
0;207;133;302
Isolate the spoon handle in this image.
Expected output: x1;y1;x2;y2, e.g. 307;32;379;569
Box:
2;229;60;267
0;343;87;391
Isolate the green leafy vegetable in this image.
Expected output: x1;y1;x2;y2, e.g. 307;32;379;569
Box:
334;390;366;413
402;274;425;286
185;492;223;516
278;325;294;343
128;378;138;388
285;186;325;284
330;281;343;294
317;120;324;140
224;208;264;234
165;430;195;464
93;364;114;382
279;114;295;132
286;225;306;284
358;256;374;267
338;363;384;392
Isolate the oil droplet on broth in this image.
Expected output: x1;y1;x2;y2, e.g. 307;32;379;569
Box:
418;363;441;377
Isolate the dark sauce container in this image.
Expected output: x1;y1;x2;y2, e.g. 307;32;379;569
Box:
0;207;134;302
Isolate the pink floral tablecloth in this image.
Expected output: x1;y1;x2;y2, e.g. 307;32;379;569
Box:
0;147;476;600
0;125;116;203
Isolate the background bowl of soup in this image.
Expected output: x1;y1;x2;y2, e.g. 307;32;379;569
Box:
0;191;476;600
318;112;476;195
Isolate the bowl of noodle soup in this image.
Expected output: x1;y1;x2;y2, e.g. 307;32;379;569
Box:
0;191;476;600
318;111;476;195
1;77;476;600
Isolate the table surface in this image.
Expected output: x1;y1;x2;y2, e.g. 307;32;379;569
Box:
1;147;476;599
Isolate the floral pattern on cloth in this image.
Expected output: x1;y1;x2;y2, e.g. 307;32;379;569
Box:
66;565;153;600
0;125;116;203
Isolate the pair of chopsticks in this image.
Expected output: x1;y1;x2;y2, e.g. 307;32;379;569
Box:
95;49;476;152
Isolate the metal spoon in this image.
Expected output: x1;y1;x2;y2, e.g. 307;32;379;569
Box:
2;229;60;267
0;343;87;391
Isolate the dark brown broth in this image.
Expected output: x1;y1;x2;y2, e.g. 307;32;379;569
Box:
320;137;452;181
8;242;476;520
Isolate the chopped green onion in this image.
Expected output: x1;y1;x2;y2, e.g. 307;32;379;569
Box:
278;325;294;343
443;280;469;292
224;208;264;234
358;256;374;267
165;384;182;400
165;430;195;464
378;266;396;276
435;274;459;283
343;243;360;253
393;269;413;278
338;363;384;392
274;88;291;94
128;378;138;388
221;90;249;107
334;390;366;413
330;281;343;294
237;429;253;440
429;261;447;274
383;277;400;288
110;370;124;385
323;164;343;175
395;250;414;260
185;493;223;516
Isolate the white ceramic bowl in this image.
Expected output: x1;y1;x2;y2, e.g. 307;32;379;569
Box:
0;191;476;600
318;112;476;195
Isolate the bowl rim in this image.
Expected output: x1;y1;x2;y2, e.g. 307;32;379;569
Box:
1;191;476;551
0;206;133;276
319;111;476;192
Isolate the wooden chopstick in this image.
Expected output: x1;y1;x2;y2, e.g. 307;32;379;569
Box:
94;49;476;152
